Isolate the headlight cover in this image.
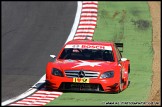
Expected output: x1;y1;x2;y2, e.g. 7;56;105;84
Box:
100;71;114;79
52;68;63;77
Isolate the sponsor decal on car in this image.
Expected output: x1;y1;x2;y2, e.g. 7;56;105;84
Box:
65;44;112;50
73;78;89;83
72;61;103;68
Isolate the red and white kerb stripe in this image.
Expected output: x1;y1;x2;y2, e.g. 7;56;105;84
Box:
74;1;98;40
9;90;63;106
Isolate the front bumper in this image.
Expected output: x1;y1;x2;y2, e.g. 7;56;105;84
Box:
46;76;120;92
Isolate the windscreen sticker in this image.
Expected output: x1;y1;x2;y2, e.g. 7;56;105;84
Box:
65;44;112;50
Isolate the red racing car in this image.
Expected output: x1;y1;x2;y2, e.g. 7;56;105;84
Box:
46;40;130;93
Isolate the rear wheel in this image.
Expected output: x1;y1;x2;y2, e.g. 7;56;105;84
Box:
128;64;130;86
124;64;130;88
118;73;124;93
125;72;129;88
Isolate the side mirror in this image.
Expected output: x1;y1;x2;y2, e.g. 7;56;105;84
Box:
121;58;127;61
50;55;56;59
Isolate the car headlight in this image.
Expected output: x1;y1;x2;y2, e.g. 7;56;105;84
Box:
100;71;114;78
52;68;63;77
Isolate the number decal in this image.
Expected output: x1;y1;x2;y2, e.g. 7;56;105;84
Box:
73;78;89;83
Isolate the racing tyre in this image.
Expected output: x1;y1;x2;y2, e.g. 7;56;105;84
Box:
128;64;130;87
118;73;124;93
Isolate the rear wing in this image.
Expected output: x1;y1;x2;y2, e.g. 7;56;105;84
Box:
115;43;123;52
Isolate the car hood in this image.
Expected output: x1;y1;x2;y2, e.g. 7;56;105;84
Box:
55;59;117;72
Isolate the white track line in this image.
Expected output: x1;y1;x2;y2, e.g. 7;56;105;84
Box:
76;29;95;32
80;17;97;20
83;5;98;8
82;9;98;12
73;36;93;40
35;90;63;95
78;26;96;29
80;21;97;24
81;13;97;16
83;1;98;4
65;1;82;43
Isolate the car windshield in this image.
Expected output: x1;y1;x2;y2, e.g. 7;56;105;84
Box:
59;48;114;62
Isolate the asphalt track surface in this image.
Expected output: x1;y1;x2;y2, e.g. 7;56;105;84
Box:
2;1;77;102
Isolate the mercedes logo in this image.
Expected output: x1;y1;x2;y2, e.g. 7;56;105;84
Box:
78;70;85;78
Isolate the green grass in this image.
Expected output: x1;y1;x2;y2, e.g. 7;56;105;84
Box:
46;1;153;106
